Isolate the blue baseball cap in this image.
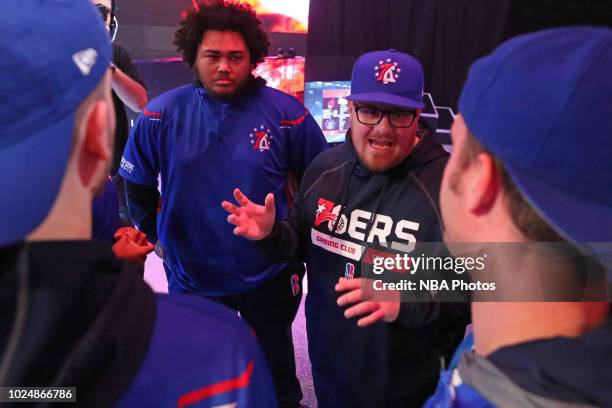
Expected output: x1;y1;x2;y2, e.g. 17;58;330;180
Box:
459;26;612;244
0;0;112;246
347;49;425;110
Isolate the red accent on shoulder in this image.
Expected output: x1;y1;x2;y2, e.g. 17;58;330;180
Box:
143;108;161;117
280;108;309;126
176;360;255;407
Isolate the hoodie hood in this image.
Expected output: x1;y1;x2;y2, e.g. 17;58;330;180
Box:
0;241;156;406
487;318;612;406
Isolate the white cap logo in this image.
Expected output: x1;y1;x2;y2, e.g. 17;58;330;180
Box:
72;48;98;76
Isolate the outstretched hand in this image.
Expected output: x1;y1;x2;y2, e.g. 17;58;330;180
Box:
221;188;276;240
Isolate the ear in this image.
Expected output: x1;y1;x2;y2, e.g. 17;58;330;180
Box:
467;152;500;216
414;109;422;121
83;100;112;161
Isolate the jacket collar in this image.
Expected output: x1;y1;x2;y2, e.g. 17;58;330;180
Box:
0;241;156;405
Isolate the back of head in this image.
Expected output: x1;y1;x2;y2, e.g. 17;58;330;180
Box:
0;0;112;246
459;26;612;245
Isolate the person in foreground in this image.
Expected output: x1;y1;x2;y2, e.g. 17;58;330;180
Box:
0;1;276;406
424;26;612;407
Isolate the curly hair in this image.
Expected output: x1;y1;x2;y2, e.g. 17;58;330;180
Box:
174;0;270;68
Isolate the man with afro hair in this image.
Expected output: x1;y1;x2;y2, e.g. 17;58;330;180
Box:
120;1;328;406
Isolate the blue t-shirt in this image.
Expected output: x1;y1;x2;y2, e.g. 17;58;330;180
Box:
120;82;327;295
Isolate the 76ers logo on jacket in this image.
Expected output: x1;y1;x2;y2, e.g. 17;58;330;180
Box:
314;198;347;233
375;58;401;84
250;125;273;152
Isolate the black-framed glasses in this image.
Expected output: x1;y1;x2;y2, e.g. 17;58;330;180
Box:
354;106;417;128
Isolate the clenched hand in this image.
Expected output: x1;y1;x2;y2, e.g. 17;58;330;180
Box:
335;277;400;327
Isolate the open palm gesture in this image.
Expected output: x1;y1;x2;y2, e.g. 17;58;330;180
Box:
221;188;276;240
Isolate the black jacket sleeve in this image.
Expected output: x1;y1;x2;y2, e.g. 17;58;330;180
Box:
257;195;306;264
396;298;471;329
257;162;316;263
124;179;159;242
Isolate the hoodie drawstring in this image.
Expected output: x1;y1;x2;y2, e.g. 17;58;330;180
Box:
329;165;392;264
362;175;391;248
330;164;356;234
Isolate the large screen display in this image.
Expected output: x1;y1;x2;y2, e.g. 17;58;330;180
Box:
192;0;309;33
304;81;352;143
254;57;305;101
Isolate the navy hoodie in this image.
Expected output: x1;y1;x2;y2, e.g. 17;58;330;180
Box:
487;316;612;406
0;241;277;407
425;313;612;407
260;122;470;407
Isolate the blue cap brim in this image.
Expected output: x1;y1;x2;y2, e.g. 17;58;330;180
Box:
506;161;612;243
0;112;74;245
347;92;425;110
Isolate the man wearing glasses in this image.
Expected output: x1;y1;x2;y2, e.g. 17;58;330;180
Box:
223;49;469;407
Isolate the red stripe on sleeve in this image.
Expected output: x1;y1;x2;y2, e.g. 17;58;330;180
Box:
143;108;161;117
176;360;255;408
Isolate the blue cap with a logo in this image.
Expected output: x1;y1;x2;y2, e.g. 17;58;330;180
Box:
347;49;425;110
459;26;612;244
0;0;112;245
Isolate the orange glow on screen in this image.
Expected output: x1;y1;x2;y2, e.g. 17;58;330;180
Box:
191;0;309;33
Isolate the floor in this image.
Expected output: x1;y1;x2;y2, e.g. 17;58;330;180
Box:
143;254;318;407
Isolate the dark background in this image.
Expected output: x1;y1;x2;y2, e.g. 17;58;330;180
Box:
305;0;612;108
114;0;612;109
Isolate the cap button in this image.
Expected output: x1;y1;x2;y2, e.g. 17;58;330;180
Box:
389;49;396;52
